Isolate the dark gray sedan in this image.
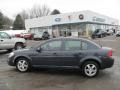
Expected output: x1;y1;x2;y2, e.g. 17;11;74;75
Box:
8;37;114;77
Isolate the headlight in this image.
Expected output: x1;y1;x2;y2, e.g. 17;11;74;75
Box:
9;52;15;58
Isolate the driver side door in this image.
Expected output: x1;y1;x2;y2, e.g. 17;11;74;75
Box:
31;40;64;67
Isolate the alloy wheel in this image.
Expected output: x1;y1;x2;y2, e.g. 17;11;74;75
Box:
17;59;29;72
84;64;97;77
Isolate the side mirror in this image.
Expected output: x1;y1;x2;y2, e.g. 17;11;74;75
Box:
36;47;41;52
9;36;12;39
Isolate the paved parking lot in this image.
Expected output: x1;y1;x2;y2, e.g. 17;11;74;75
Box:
0;35;120;90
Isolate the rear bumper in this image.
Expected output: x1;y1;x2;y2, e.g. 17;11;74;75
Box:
101;57;114;69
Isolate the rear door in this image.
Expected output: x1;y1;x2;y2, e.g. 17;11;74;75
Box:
61;40;84;66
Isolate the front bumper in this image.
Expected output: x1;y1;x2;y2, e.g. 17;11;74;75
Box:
7;55;15;66
23;43;27;48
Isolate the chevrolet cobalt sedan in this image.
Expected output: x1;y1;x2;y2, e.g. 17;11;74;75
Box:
8;38;114;77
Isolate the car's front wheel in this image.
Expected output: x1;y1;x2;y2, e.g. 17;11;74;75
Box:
16;58;30;72
81;61;99;78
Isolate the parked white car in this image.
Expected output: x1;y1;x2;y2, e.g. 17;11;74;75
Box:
34;31;50;40
106;29;114;35
116;30;120;37
34;33;43;40
0;32;26;51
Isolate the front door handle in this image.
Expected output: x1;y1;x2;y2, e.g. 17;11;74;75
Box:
78;52;82;55
74;52;82;56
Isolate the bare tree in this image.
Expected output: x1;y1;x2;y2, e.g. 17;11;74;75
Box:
19;10;29;20
29;5;51;19
3;16;13;26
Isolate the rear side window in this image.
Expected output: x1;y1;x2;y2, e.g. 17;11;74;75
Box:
64;40;81;51
82;41;100;50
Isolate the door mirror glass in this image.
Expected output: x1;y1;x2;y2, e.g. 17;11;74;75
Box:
36;47;41;52
9;36;12;39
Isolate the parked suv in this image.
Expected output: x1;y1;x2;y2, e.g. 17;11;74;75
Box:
92;29;107;38
8;37;114;77
0;32;26;51
34;31;50;40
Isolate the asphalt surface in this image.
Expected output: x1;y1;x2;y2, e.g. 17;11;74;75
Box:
0;35;120;90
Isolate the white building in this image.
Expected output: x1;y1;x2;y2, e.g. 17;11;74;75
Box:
25;10;119;37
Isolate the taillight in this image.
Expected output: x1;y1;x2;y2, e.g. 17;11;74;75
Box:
107;50;113;57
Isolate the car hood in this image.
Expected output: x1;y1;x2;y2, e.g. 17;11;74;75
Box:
12;37;26;43
14;48;29;52
13;48;34;55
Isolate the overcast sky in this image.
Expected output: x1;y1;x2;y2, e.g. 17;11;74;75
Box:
0;0;120;22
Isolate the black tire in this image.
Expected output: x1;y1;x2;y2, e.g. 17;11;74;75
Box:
7;49;13;52
81;61;99;78
100;34;102;38
16;58;30;72
116;34;119;37
15;43;24;50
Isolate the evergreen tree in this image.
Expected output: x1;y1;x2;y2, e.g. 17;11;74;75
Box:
13;14;25;30
50;9;61;15
0;12;3;29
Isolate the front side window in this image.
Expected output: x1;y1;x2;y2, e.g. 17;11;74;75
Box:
64;40;81;51
0;32;10;39
41;40;62;51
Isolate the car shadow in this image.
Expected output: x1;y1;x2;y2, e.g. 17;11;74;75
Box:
32;68;82;76
0;50;9;55
7;67;112;80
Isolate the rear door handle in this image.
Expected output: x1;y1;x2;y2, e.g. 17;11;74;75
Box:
53;53;57;55
0;40;3;42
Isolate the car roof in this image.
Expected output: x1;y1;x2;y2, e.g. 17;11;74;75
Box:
49;37;91;42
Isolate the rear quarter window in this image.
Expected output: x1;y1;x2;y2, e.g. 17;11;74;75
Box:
64;40;81;51
82;41;100;50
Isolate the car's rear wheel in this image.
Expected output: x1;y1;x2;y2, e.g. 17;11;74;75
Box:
15;43;24;50
81;61;99;78
116;34;120;37
99;34;102;38
16;58;30;72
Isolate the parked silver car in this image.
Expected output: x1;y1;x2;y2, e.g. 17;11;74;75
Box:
0;32;26;51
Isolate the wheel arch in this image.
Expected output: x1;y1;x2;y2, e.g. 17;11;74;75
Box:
79;57;102;69
15;42;24;45
14;56;32;65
